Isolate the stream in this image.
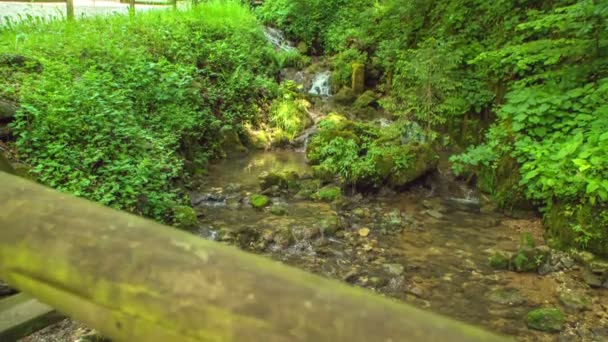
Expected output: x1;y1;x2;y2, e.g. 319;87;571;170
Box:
190;150;608;342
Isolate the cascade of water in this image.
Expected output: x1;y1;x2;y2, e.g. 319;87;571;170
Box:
263;26;295;51
308;71;331;96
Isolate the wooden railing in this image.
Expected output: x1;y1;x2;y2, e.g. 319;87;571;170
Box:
0;171;510;341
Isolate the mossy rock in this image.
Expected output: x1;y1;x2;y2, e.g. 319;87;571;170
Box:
0;99;17;121
270;204;288;216
353;90;378;109
259;171;289;190
295;179;322;199
249;194;270;209
259;171;300;191
220;126;248;156
376;143;439;187
333;87;356;105
243;125;272;150
319;214;342;236
351;63;365;94
174;205;199;230
296;41;308;54
559;291;590;312
312;186;342;202
307;118;436;188
488;252;510;270
525;308;564;332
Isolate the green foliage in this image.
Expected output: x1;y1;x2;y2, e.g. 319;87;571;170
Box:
381;38;466;127
330;48;367;89
488;252;510;270
452;0;608;253
268;81;313;141
173;205;199;230
1;2;280;222
276;48;311;69
307;115;437;187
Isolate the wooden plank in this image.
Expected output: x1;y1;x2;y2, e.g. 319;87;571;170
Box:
0;173;511;342
0;294;64;341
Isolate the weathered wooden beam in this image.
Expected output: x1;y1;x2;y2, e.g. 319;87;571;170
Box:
0;173;510;342
0;294;64;341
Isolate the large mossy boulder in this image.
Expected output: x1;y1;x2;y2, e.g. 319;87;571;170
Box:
333;87;356;105
306;115;438;188
353;90;378;109
374;143;438;187
259;170;300;191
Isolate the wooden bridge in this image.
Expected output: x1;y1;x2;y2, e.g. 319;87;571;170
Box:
0;158;509;341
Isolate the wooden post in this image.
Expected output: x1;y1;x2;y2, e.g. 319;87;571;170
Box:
65;0;75;21
129;0;135;16
172;0;177;10
0;173;509;342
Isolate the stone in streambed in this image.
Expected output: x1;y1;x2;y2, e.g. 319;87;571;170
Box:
383;263;404;276
488;287;526;305
249;194;270;209
525;308;564;332
270;204;288;216
558;291;590;312
312;186;342;202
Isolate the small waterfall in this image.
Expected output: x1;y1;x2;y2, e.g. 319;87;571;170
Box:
264;26;295;51
308;71;331;96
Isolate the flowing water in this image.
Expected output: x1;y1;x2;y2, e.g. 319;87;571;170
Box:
264;26;296;51
308;71;332;97
192;151;608;342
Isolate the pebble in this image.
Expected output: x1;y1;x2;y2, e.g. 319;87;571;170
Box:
358;227;371;237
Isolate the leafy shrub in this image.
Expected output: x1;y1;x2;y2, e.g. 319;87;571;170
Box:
1;2;280;222
268;81;313;140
